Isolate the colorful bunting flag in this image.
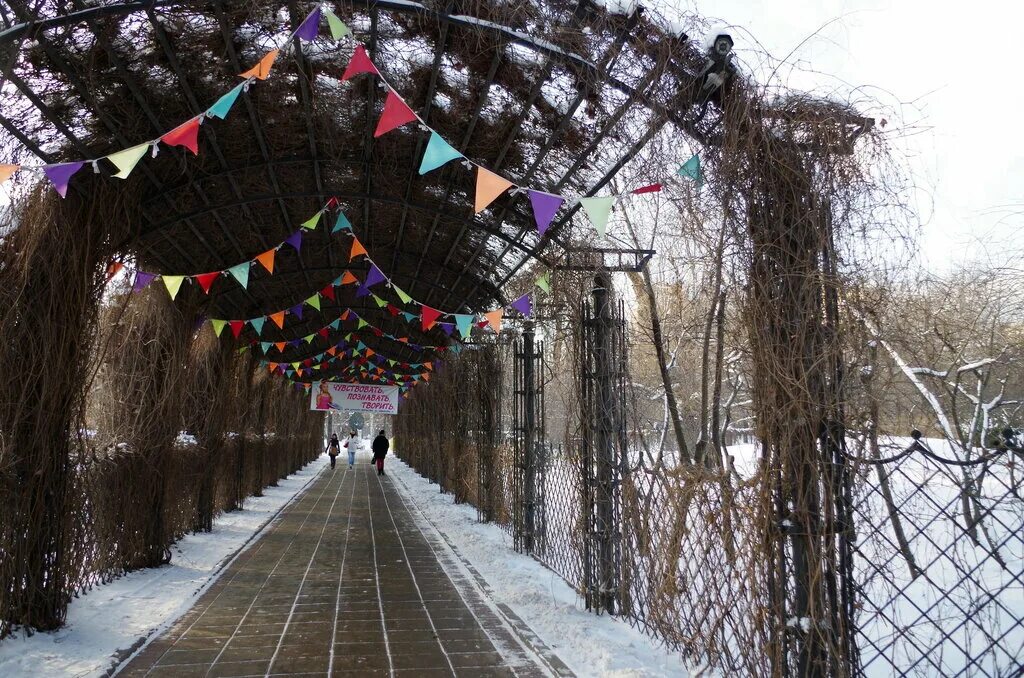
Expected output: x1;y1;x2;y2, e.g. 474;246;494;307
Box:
320;284;336;301
579;196;615;237
290;304;304;320
301;212;321;230
484;308;503;333
355;284;371;298
454;314;474;339
161;118;201;155
365;264;386;288
350;237;367;261
211;319;227;337
0;164;18;185
108;144;150;179
633;183;662;194
162;275;185;300
227;261;250;288
250;317;266;336
535;271;550;294
195;272;219;294
678;154;702;186
324;8;351;40
306;294;321;311
43;162;84;198
294;7;321;41
341;271;359;285
474;167;513;213
239;49;279;80
393;286;413;304
105;261;124;281
421;306;442;331
285;230;303;251
374;91;418;138
208;83;244;119
229;320;244;339
342;45;379;81
269;311;286;329
528;191;564;235
333;211;352;232
419;131;463;174
133;270;156;293
255;249;276;273
510;293;532;317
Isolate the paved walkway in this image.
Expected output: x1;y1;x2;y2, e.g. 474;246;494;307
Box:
119;455;567;677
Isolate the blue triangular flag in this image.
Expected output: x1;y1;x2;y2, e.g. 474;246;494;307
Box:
250;317;266;336
419;131;463;175
208;83;245;119
678;154;703;187
333;212;352;233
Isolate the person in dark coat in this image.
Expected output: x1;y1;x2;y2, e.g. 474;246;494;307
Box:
326;433;341;469
371;430;389;476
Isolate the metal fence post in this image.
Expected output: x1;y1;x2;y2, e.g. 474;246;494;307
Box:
522;322;537;554
592;273;618;615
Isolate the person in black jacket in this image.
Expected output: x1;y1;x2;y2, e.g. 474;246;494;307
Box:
371;430;389;476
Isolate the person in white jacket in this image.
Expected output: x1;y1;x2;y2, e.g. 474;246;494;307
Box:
344;430;362;469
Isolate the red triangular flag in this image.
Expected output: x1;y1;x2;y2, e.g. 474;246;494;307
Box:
374;91;418;138
229;320;244;338
320;285;336;301
386;304;400;317
632;183;662;195
318;327;330;338
105;261;124;281
341;45;379;81
421;305;442;331
194;272;219;294
162;118;201;155
326;196;339;208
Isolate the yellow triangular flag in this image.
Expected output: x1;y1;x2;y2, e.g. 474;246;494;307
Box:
108;143;150;179
239;49;279;80
474;167;513;214
484;308;503;333
162;275;184;300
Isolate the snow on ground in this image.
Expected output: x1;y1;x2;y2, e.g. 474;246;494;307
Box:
389;454;691;678
0;456;326;678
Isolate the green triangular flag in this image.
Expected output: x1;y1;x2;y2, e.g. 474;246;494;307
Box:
301;212;321;230
304;334;315;344
227;262;250;288
579;196;615;238
306;294;321;311
419;131;463;175
678;154;703;187
324;8;351;40
357;318;368;329
250;317;266;335
210;319;227;337
162;274;185;300
108;143;150;179
372;294;387;308
333;212;352;233
207;83;245;119
535;272;550;293
455;314;474;339
394;286;412;304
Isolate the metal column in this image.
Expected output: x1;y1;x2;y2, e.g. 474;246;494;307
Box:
592;273;618;615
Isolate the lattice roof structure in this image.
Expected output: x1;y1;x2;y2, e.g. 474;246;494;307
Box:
0;0;714;380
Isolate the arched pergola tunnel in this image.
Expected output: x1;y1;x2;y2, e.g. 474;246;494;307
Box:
3;3;1019;678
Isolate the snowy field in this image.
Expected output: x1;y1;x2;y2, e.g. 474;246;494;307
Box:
0;458;325;678
389;454;693;677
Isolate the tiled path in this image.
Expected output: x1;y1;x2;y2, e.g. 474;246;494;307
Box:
119;456;568;677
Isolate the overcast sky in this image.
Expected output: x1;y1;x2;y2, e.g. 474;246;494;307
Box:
656;0;1023;270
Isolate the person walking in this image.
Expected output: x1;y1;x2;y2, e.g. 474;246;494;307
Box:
344;430;359;469
326;433;341;469
371;430;389;476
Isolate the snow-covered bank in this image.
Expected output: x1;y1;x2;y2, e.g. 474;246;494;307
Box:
389;455;691;678
0;456;327;678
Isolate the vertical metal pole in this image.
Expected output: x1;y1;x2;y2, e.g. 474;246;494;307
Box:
592;273;616;615
523;322;537;554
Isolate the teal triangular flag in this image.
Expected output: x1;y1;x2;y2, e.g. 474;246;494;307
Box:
402;312;417;323
250;317;265;336
419;131;463;175
261;341;272;352
330;319;341;330
227;261;249;288
579;196;615;238
678;154;703;187
455;314;474;339
208;83;245;120
333;212;352;233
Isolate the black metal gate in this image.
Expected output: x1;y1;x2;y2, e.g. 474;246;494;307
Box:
512;323;546;554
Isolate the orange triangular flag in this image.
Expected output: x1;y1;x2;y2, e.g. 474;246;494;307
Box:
105;261;124;280
327;346;337;356
0;164;19;185
194;272;219;294
484;308;503;333
422;372;431;382
474;167;513;213
269;311;286;329
161;117;201;155
239;49;279;80
341;271;359;285
255;249;276;273
275;342;286;352
365;348;375;358
268;362;278;373
349;237;367;261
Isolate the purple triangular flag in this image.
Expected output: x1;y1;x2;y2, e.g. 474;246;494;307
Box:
294;7;321;41
44;162;85;198
193;315;207;332
290;304;303;320
284;230;302;252
133;271;156;293
439;322;455;336
365;264;386;288
510;293;532;317
528;191;564;235
355;284;371;298
289;338;302;347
